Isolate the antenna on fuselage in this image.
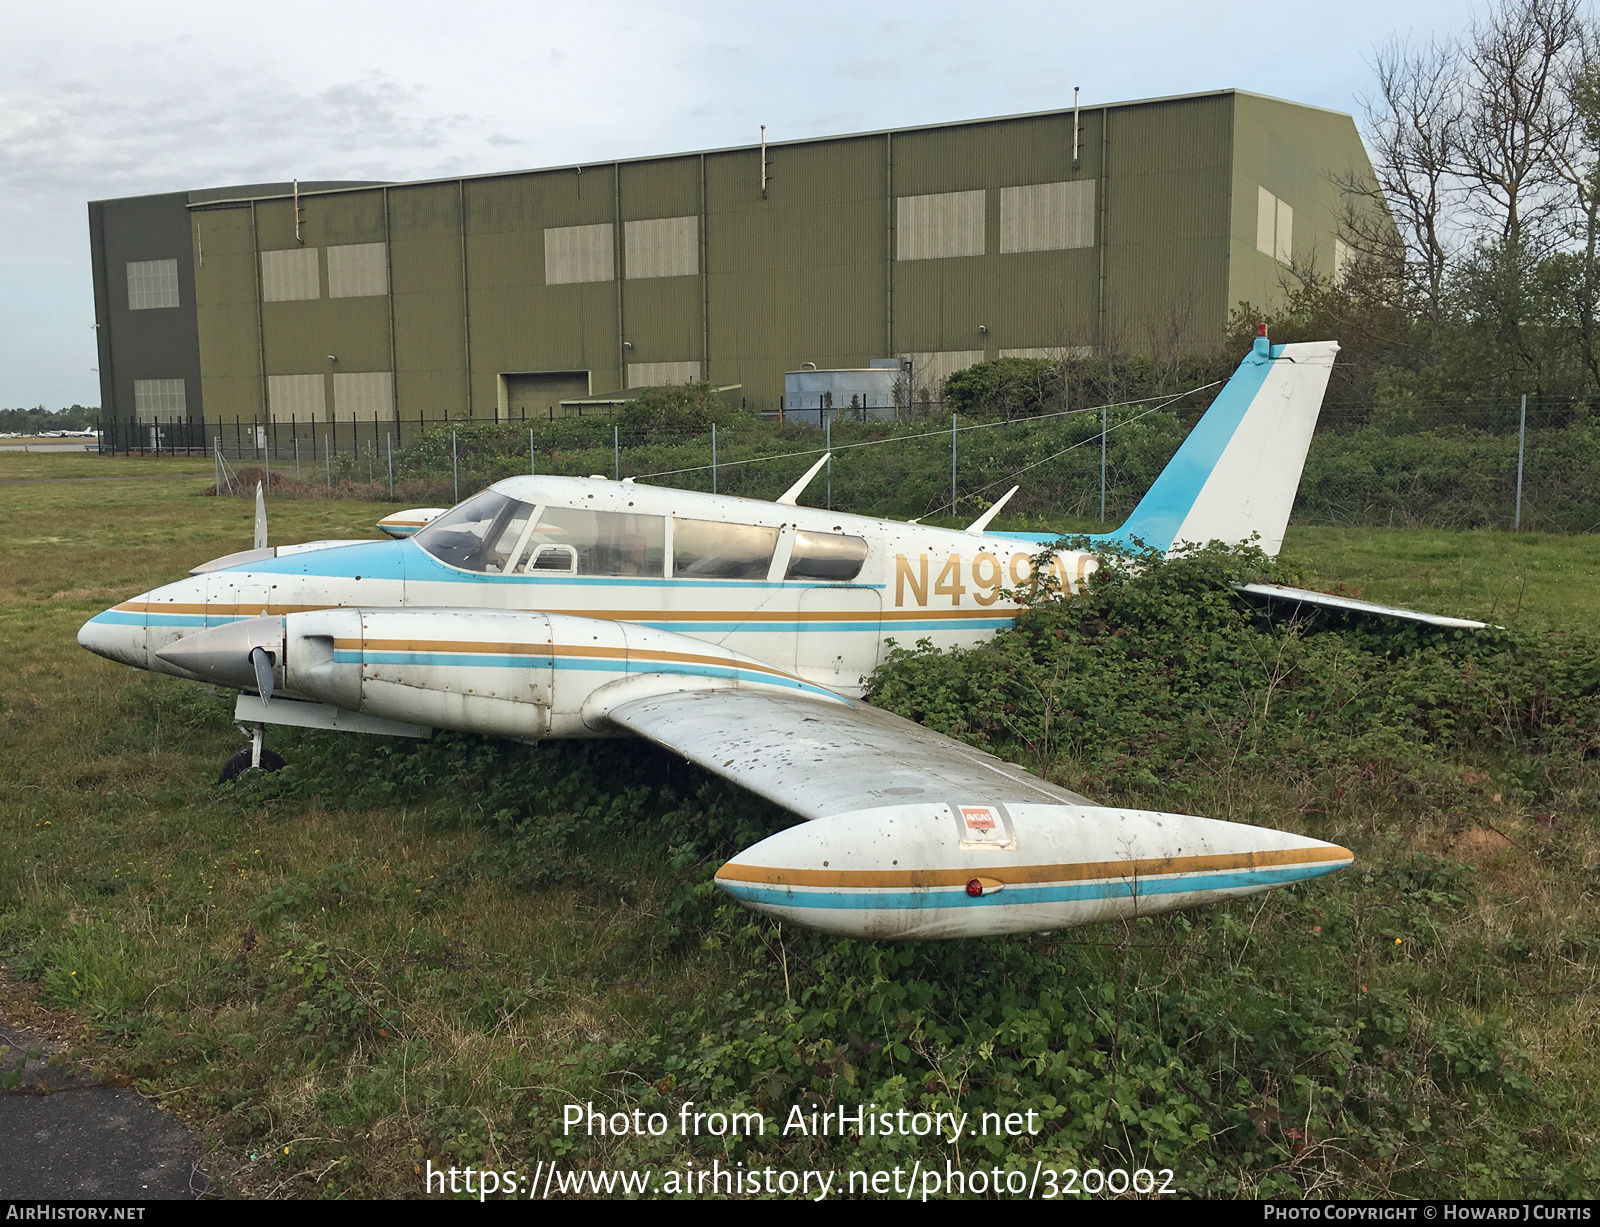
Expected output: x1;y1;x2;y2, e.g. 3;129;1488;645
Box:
253;482;267;550
964;485;1019;536
775;452;832;506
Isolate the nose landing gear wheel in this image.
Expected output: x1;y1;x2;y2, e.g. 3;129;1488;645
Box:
218;746;286;784
219;720;285;784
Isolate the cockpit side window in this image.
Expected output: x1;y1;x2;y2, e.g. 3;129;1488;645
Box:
785;531;868;581
521;508;666;577
413;491;535;573
674;519;779;580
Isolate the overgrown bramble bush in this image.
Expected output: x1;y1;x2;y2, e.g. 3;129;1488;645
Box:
868;540;1600;805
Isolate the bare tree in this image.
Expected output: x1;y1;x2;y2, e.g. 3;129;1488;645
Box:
1455;0;1584;253
1360;35;1464;325
1549;47;1600;386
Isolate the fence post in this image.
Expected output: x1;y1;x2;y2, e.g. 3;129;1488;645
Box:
1100;404;1107;524
452;430;459;503
614;425;620;481
951;412;958;515
263;426;269;495
712;423;718;494
825;415;832;510
325;439;331;497
387;432;393;499
1515;393;1527;531
530;428;535;476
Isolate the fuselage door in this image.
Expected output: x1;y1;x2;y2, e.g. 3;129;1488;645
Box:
796;586;882;690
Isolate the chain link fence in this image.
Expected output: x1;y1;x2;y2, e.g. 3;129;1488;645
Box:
105;394;1600;534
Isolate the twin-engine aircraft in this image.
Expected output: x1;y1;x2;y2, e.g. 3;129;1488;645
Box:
81;333;1414;940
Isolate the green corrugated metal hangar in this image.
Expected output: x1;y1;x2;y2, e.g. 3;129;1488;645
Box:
90;88;1379;425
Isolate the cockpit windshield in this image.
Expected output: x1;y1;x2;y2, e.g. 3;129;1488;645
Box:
413;491;535;573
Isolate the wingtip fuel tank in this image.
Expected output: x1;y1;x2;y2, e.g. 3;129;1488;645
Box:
714;802;1352;940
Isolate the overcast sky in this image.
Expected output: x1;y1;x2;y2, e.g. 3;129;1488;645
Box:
2;0;1472;409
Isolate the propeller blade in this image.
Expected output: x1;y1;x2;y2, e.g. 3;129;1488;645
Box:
249;646;274;705
253;481;267;550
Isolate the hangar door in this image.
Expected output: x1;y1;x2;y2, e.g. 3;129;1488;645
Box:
500;371;590;419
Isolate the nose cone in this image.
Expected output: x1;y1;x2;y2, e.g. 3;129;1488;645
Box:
153;615;284;689
78;609;149;670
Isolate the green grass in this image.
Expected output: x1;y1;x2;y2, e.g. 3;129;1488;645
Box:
1283;525;1600;632
1;449;1596;1199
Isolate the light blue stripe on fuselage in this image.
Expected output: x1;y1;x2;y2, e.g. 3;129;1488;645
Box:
341;650;847;702
718;861;1342;911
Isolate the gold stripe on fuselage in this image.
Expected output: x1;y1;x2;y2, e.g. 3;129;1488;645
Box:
714;843;1354;890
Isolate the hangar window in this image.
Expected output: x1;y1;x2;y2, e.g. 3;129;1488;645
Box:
133;378;186;420
624;216;698;279
127;259;180;310
261;247;320;301
627;360;701;387
332;371;394;420
519;508;666;577
415;491;537;573
327;243;388;297
785;531;868;582
896;191;986;260
268;374;325;421
674;520;779;580
545;223;615;284
999;181;1094;252
1257;187;1293;265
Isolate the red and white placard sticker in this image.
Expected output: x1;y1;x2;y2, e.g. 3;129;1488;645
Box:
955;804;1015;850
961;806;998;832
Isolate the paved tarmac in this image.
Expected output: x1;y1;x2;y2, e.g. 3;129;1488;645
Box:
0;1015;204;1199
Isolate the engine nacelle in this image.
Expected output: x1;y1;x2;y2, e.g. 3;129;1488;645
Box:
156;607;826;742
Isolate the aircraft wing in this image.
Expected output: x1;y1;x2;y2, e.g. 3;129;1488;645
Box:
602;685;1094;821
1232;582;1489;630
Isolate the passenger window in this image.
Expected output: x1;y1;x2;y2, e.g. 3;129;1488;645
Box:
674;519;779;579
521;508;665;577
414;491;535;573
526;544;576;573
786;531;868;581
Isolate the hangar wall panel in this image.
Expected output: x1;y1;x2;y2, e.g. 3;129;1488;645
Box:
388;182;469;418
192;204;264;420
1099;95;1233;353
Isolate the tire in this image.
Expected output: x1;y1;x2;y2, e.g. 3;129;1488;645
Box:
218;746;286;785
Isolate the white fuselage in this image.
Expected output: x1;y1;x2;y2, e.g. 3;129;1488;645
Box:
85;475;1094;702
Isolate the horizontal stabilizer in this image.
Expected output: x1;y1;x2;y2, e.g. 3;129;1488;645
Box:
1233;582;1489;629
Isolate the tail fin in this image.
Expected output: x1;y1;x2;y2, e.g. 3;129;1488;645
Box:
1102;336;1338;557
